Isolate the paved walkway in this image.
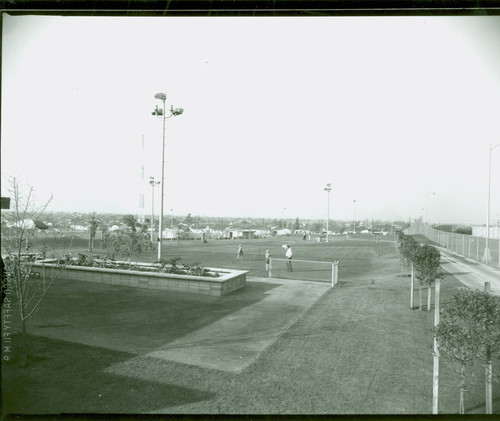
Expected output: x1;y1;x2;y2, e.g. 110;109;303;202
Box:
144;277;330;372
437;246;500;295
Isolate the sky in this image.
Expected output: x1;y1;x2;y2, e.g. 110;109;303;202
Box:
2;15;500;224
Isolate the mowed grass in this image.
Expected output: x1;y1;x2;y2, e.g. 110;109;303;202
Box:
28;233;398;281
2;235;499;415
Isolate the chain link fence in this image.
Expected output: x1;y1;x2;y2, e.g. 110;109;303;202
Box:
408;220;500;270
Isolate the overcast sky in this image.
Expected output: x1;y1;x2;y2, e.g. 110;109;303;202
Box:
2;15;500;224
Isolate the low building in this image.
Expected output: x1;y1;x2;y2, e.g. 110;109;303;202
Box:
275;228;291;236
294;229;311;235
224;228;257;239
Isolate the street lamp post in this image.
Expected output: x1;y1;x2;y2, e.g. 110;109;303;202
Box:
324;183;332;242
484;143;500;265
282;207;286;230
152;92;183;261
149;176;159;243
353;200;357;234
426;192;436;225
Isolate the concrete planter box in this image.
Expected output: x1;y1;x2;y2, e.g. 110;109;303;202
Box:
31;261;248;296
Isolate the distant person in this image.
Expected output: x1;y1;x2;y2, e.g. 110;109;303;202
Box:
237;244;244;260
265;249;271;271
303;232;307;241
285;245;293;272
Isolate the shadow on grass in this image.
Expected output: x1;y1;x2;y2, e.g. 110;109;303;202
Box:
17;277;282;356
466;396;500;414
2;334;215;416
443;271;473;276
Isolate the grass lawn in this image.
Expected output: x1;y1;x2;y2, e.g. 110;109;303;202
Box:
29;232;399;282
2;235;499;415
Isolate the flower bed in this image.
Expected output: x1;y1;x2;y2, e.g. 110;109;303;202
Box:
60;254;219;277
31;258;248;296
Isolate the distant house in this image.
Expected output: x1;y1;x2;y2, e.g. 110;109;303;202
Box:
5;219;35;229
224;228;257;239
275;228;291;236
294;229;310;235
189;228;204;240
162;228;179;239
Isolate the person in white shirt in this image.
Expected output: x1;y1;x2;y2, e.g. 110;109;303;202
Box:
285;245;293;272
265;249;271;271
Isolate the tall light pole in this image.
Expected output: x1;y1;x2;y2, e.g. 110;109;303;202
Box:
170;209;174;229
426;192;436;225
485;143;500;265
149;176;159;243
152;92;183;261
353;200;357;234
282;207;286;230
324;183;332;242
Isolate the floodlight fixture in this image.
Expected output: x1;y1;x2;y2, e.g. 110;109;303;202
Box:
170;106;184;116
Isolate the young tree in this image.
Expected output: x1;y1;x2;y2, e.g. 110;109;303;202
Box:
414;244;442;311
184;213;193;226
398;233;419;308
435;290;481;413
467;290;500;414
1;178;65;364
436;289;500;414
122;214;138;231
100;223;108;248
397;231;408;277
109;215;153;264
398;231;415;275
88;212;99;252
